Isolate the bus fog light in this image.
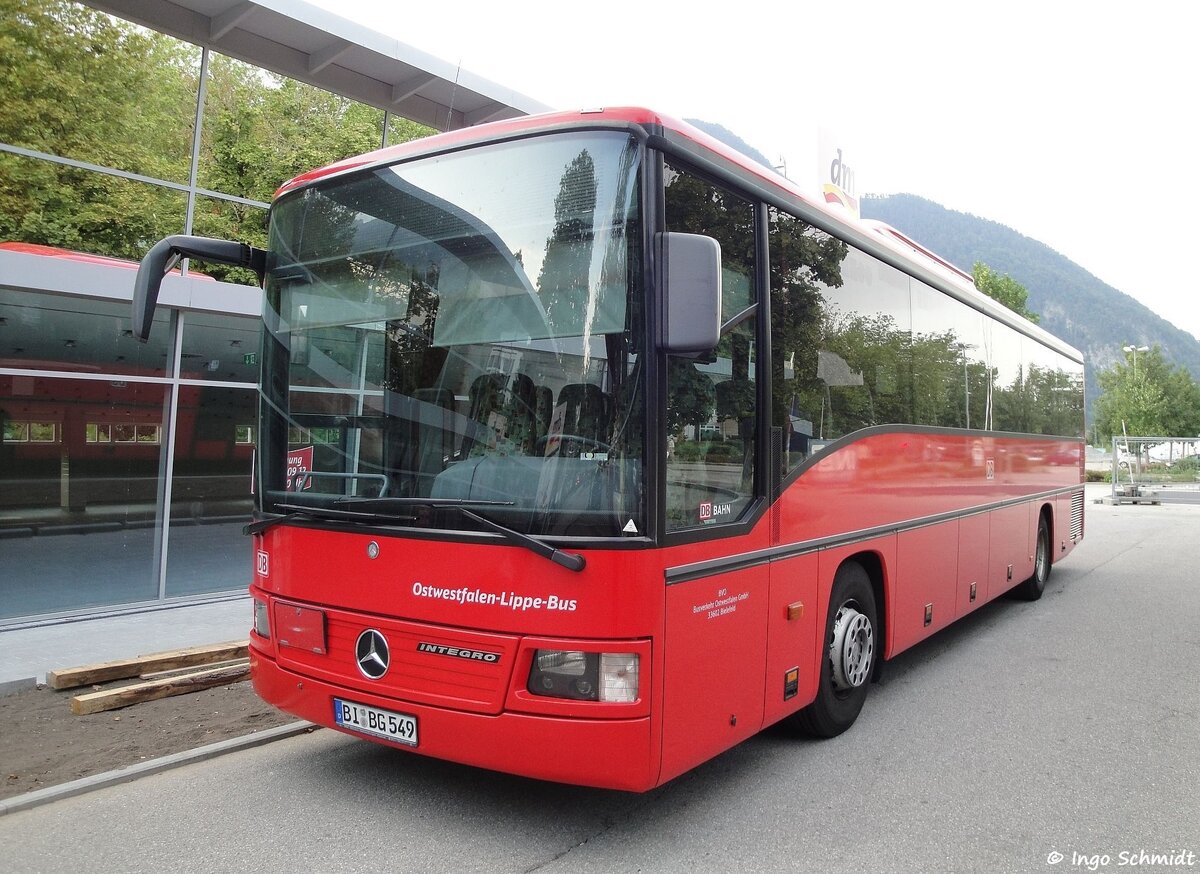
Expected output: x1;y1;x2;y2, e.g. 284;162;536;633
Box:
253;598;271;639
599;653;639;702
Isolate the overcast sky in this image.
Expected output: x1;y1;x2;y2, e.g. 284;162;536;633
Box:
311;0;1199;342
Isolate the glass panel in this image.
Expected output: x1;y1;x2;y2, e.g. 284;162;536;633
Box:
0;5;198;184
815;248;912;443
0;288;172;377
768;208;919;467
664;165;758;530
911;280;987;429
165;386;255;597
189;195;270;286
258;132;645;539
988;321;1026;432
767;208;851;474
0;152;188;261
199;54;392;203
1026;342;1085;437
0;376;168;619
179;311;261;383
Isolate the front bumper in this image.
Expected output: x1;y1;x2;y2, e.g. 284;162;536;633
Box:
250;649;658;792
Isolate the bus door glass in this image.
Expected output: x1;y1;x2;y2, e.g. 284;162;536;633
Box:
662;162;760;532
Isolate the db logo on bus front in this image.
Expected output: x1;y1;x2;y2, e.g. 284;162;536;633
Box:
256;550;269;577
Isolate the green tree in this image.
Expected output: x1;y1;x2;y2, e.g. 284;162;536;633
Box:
1093;345;1200;440
0;0;435;271
973;262;1039;324
0;0;199;257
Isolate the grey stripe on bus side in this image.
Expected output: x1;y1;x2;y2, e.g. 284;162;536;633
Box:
664;485;1083;585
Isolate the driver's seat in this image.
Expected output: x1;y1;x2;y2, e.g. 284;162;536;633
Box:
556;383;610;454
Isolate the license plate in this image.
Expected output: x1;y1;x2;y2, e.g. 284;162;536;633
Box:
333;698;418;746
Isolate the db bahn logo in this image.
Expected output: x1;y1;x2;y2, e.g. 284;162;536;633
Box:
699;502;732;521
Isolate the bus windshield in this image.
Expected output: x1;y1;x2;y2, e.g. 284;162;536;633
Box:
257;131;645;539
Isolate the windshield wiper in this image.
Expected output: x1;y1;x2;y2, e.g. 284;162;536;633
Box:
243;503;417;536
334;497;586;573
334;497;514;510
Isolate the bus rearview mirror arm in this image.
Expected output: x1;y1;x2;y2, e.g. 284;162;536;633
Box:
658;231;721;354
132;235;268;343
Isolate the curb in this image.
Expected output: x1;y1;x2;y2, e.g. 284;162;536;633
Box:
0;721;317;816
0;677;36;697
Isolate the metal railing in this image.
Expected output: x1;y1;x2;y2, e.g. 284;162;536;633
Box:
1111;436;1200;504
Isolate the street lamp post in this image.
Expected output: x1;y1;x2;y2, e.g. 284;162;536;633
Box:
1120;345;1152;459
1123;344;1150;376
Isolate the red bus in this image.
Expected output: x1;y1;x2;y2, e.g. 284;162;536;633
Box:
132;107;1085;791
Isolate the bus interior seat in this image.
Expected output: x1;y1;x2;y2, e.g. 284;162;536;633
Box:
555;382;611;453
411;387;453;493
534;385;553;449
501;373;537;453
459;372;507;457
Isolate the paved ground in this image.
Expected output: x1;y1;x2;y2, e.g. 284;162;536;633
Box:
0;521;248;621
1;484;1197;873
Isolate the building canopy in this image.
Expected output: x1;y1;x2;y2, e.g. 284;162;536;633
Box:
82;0;550;131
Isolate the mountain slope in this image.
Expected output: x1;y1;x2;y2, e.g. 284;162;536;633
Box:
861;193;1200;414
684;118;775;170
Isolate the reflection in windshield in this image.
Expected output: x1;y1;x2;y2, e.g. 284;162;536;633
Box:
258;132;644;539
765;206;1084;476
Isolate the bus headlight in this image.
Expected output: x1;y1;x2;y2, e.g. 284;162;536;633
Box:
528;650;638;702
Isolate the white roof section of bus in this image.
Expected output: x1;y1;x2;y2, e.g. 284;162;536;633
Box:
80;0;551;131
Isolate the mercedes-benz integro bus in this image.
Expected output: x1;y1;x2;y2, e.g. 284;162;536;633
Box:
132;107;1085;791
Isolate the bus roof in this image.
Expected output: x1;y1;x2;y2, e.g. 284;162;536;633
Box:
273;107;783;199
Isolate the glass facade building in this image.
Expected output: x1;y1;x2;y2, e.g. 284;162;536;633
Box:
0;255;262;620
0;0;544;623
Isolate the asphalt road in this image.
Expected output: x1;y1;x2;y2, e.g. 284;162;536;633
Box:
3;486;1198;874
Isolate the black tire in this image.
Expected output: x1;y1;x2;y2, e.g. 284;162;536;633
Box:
786;560;877;738
1016;513;1051;601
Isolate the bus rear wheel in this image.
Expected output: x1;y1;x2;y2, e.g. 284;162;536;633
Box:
787;560;877;738
1015;513;1051;601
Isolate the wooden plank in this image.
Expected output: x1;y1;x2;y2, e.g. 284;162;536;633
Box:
70;663;250;715
48;641;249;690
138;658;248;681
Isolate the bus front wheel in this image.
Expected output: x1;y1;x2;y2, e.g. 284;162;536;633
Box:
787;561;877;738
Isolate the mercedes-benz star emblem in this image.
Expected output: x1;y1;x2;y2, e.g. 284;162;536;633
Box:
355;629;390;680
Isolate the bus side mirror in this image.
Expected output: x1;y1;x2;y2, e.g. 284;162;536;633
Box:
132;235;268;342
658;231;721;354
